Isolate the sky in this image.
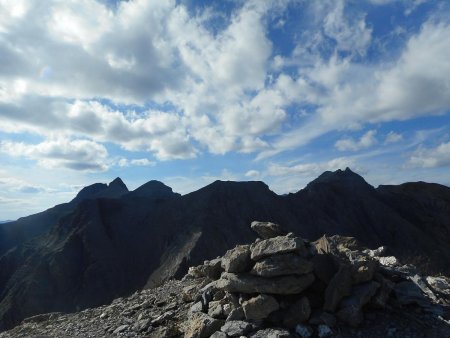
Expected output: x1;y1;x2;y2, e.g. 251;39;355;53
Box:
1;0;450;220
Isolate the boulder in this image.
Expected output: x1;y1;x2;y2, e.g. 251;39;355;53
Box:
250;221;286;239
188;258;223;279
242;294;279;320
282;296;311;328
216;272;315;295
251;236;307;261
220;320;252;337
226;307;245;321
336;281;380;327
323;266;353;312
221;245;253;273
250;253;314;277
185;312;224;338
426;276;450;297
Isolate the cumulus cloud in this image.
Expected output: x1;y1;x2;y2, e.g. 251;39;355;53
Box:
335;130;378;151
267;157;356;177
409;142;450;168
0;139;109;171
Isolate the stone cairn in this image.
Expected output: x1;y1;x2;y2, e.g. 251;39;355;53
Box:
182;221;450;338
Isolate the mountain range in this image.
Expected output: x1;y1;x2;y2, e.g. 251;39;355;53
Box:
1;168;449;331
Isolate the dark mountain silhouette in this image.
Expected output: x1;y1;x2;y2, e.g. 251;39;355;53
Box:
1;168;450;330
0;178;129;258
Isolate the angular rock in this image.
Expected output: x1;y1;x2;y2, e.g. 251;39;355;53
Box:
216;272;315;295
210;331;227;338
220;320;252;337
251;236;307;261
250;253;314;277
185;312;224;338
208;301;225;319
283;296;311;328
221;245;252;273
377;256;398;267
336;281;380;326
242;294;279;320
323;265;352;312
250;221;286;239
188;258;223;279
250;328;293;338
226;307;245;321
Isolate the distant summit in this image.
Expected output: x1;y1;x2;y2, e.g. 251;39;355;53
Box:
71;177;129;204
127;180;180;199
305;167;370;190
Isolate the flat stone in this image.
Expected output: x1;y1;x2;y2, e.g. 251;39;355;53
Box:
251;236;307;261
221;245;253;273
242;294;279;320
249;328;293;338
283;296;311;328
250;253;314;277
113;324;129;334
216;272;315;295
221;320;252;337
323;265;353;312
250;221;286;239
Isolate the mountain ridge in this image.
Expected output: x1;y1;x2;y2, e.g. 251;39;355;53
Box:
0;168;450;330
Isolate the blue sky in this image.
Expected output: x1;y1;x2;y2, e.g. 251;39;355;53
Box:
1;0;450;220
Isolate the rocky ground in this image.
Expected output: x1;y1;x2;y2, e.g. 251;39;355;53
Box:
1;221;449;338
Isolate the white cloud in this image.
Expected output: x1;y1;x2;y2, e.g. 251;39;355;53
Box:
335;130;378;151
0;139;109;172
384;131;403;144
409;142;450;168
245;170;261;179
118;158;155;167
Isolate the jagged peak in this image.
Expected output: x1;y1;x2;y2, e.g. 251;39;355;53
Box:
108;177;128;191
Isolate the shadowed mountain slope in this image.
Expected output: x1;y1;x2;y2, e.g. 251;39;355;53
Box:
0;169;449;330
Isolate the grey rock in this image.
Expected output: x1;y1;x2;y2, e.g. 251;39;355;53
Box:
251;236;307;261
250;221;286;239
208;301;226;319
113;324;128;334
317;324;333;338
323;265;353;312
216;272;315;295
295;324;313;338
226;307;245;321
221;245;253;273
210;331;228;338
221;320;252;337
250;328;293;338
337;281;380;326
250;253;314;277
189;301;204;317
188;258;223;279
283;296;311;328
426;276;450;297
242;294;279;320
185;312;224;338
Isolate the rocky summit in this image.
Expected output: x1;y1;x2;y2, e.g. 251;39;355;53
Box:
1;222;449;338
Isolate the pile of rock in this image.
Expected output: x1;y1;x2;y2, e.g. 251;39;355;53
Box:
183;221;450;338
